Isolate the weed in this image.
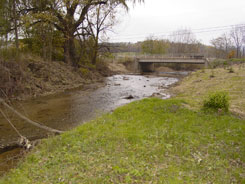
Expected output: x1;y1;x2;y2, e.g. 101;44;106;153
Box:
210;70;215;78
79;67;90;78
228;67;234;73
203;91;229;112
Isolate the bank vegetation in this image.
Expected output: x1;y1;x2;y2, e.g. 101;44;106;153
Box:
0;0;143;99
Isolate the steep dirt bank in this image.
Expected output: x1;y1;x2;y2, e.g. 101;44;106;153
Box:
0;58;113;100
107;61;132;74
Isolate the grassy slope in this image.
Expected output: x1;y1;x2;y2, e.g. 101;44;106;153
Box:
172;64;245;116
1;98;245;183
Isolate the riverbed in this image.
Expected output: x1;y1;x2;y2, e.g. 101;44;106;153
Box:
0;74;178;175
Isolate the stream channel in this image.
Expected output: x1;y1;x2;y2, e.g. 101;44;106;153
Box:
0;74;179;175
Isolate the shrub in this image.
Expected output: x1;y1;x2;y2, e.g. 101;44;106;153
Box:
228;67;234;73
203;91;229;112
210;70;215;78
79;67;90;78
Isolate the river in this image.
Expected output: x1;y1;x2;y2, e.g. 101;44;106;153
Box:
0;74;179;176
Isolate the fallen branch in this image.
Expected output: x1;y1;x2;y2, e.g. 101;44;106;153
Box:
0;109;32;149
0;98;64;134
0;109;22;137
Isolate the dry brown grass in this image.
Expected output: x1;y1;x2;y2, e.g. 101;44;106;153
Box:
171;64;245;116
0;58;99;100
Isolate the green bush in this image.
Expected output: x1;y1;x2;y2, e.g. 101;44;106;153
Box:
228;67;234;73
79;67;90;77
203;91;229;112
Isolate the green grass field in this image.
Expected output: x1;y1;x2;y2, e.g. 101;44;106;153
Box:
1;98;245;183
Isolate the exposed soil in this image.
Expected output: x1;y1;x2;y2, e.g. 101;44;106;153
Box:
0;58;112;101
155;66;176;72
107;61;131;74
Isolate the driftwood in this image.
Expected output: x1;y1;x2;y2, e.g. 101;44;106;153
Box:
0;109;22;137
0;136;45;154
0;98;64;134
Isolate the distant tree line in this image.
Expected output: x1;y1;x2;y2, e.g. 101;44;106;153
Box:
107;29;214;58
211;25;245;59
140;29;202;56
0;0;144;66
108;27;245;59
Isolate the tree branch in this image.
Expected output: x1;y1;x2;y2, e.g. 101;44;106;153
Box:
74;1;107;31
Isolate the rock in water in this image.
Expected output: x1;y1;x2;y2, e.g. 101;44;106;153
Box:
124;95;134;100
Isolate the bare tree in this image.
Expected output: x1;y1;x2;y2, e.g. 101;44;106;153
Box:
169;28;199;55
211;33;232;58
230;25;245;58
84;2;120;64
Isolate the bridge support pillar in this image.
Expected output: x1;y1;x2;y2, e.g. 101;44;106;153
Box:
134;58;140;73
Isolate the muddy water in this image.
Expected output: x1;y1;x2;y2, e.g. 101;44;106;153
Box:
0;148;24;176
0;75;178;175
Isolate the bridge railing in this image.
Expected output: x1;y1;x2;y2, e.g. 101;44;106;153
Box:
114;53;205;60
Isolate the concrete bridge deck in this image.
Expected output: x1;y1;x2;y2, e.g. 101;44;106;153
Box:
138;59;206;64
135;57;208;72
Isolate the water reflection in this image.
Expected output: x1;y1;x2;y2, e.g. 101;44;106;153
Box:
0;75;178;148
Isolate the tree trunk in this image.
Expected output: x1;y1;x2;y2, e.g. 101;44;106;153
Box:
92;49;98;65
64;34;77;66
237;47;240;58
5;33;8;49
48;29;53;61
13;0;19;50
48;38;52;61
42;43;47;60
92;37;99;65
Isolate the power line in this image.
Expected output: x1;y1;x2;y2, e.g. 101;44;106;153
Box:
113;23;244;38
110;25;245;41
109;23;245;41
111;24;245;39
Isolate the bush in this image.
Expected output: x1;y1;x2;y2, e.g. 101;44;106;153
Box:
227;67;234;73
79;67;90;78
203;91;229;112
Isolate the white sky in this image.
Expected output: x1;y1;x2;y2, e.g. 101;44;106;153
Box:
108;0;245;45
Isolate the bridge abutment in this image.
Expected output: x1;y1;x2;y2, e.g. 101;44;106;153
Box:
139;62;155;72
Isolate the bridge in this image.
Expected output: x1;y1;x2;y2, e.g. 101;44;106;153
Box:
135;57;208;72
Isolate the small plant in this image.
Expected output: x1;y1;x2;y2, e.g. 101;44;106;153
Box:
203;91;229;112
79;67;90;78
223;60;228;66
228;67;234;73
210;70;215;78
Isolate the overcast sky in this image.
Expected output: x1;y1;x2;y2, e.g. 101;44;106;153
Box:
108;0;245;45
